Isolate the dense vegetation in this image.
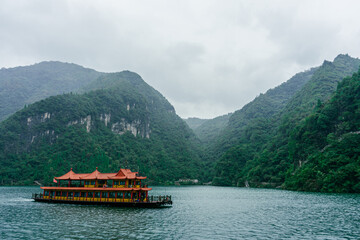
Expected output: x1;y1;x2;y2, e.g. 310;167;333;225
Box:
213;54;360;192
184;114;233;182
284;69;360;192
192;113;232;145
0;71;202;185
208;67;317;164
185;114;232;145
0;61;103;121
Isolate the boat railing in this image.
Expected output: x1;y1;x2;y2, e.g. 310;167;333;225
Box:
46;183;147;188
148;195;172;203
33;192;172;205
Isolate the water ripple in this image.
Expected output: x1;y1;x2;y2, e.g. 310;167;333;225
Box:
0;186;359;239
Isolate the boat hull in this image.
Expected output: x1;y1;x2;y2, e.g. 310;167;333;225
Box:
33;198;172;208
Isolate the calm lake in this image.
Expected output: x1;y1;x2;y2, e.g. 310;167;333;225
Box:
0;186;359;239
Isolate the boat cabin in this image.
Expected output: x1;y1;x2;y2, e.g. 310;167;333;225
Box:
40;167;150;203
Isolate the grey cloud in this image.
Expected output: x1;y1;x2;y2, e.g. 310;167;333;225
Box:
1;0;360;118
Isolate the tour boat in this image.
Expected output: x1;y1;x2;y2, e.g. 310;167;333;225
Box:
32;167;172;207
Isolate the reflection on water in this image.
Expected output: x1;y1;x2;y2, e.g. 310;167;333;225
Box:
0;186;359;239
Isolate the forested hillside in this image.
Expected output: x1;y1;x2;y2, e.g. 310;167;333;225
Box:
213;54;360;192
284;69;360;192
0;61;103;121
184;114;232;144
0;71;202;185
207;65;318;167
193;113;232;145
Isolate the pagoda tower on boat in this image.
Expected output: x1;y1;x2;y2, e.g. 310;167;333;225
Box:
32;167;172;207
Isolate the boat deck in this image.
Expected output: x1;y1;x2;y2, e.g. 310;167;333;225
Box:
32;193;172;208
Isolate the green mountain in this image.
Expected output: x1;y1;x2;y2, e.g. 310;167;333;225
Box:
284;69;360;192
0;61;103;121
184;114;232;145
209;65;318;166
0;71;202;185
213;54;360;192
279;54;360;132
193;113;232;145
183;114;233;182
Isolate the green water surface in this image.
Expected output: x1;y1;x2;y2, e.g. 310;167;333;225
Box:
0;186;359;239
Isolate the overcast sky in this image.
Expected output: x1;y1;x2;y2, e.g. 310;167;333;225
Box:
1;0;360;118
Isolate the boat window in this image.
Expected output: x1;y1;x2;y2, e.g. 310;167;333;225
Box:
74;192;80;197
117;192;124;198
114;181;119;185
124;192;131;199
109;192;116;198
101;192;108;198
85;181;90;185
136;181;140;185
88;192;93;198
120;181;125;185
50;191;55;197
80;192;86;197
44;191;49;196
61;192;67;197
94;192;100;198
91;181;95;185
98;180;105;184
55;191;61;196
68;192;73;197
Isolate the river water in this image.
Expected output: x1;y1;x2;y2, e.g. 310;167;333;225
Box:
0;186;359;239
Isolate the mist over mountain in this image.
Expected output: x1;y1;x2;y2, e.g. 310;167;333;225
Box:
184;117;209;130
0;61;103;121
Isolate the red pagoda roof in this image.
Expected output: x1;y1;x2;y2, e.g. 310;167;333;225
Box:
112;169;146;180
54;167;147;181
55;168;88;180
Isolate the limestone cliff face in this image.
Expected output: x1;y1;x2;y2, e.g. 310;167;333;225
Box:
65;112;151;138
22;107;151;151
111;119;150;138
67;115;92;133
20;112;58;151
13;90;158;153
27;112;52;127
99;113;111;127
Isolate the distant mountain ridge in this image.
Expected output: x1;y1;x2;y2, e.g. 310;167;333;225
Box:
184;117;209;130
279;54;360;129
0;61;103;121
184;114;232;144
192;113;232;144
